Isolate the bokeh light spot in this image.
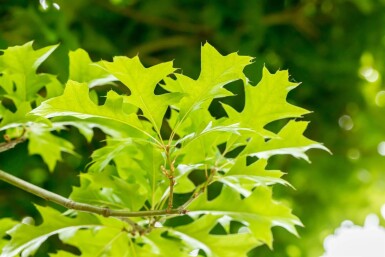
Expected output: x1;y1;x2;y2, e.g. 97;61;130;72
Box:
360;67;379;82
375;91;385;107
39;0;60;11
377;141;385;156
338;115;354;130
347;148;360;160
357;169;371;183
381;204;385;220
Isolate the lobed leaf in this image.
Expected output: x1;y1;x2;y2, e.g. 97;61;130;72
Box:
174;214;261;257
223;67;310;138
0;42;60;105
244;120;330;162
30;80;153;140
70;169;147;211
218;158;291;197
59;226;131;257
69;48;116;87
164;42;253;128
28;126;76;171
0;206;101;257
99;56;182;131
187;186;302;248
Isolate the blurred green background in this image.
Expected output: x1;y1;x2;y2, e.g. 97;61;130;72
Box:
1;0;385;256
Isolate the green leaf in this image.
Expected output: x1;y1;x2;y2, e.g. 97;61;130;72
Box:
173;164;201;194
244;120;330;162
0;41;59;105
99;56;181;131
218;158;291;197
174;214;261;257
170;109;232;166
0;102;33;131
59;226;131;257
133;228;191;257
70;169;147;211
0;218;18;250
0;206;101;257
30;80;152;140
69;48;115;87
165;42;253;125
175;121;251;147
88;138;138;173
28;126;76;171
187;186;302;248
0;41;58;74
110;141;168;207
223;67;310;138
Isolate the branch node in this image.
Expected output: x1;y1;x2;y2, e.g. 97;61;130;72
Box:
102;207;111;217
65;200;76;209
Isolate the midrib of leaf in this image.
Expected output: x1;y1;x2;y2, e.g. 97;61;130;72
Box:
138;93;163;143
94;230;126;257
169;68;235;143
125;70;163;141
38;102;161;147
188;210;297;222
240;143;328;160
128;237;139;257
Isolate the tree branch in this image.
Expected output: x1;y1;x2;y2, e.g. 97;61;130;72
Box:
0;169;182;217
261;3;319;38
94;0;211;34
0;133;26;153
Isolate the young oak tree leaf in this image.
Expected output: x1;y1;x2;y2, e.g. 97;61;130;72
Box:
222;67;309;139
0;41;58;74
244;120;330;162
28;126;76;172
0;42;60;105
57;226;132;257
69;48;115;88
173;214;261;257
110;141;169;208
87;138;138;173
30;80;154;140
51;217;132;257
0;205;101;257
99;56;183;132
0;72;49;106
0;102;36;131
70;170;147;211
187;186;302;248
218;157;291;197
132;228;192;257
0;218;18;250
163;42;253;128
173;109;250;166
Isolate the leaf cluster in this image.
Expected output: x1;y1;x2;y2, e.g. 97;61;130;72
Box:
0;42;326;256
